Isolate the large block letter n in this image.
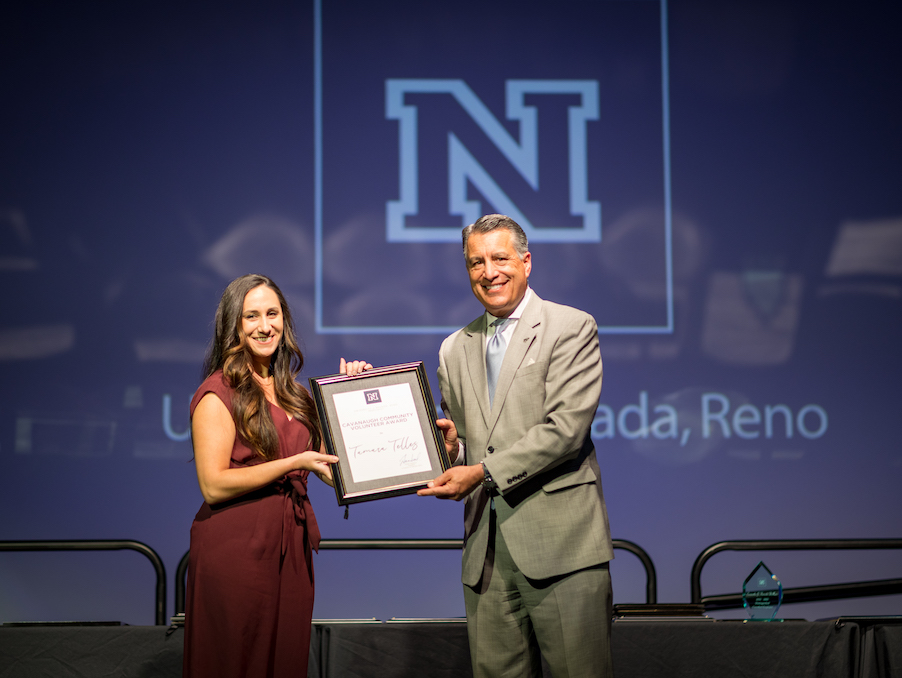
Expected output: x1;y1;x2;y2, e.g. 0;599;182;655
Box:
385;79;601;243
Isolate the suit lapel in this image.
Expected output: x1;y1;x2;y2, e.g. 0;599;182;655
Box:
462;321;491;428
487;295;542;434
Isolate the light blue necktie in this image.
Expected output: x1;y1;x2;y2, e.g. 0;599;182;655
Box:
486;318;511;405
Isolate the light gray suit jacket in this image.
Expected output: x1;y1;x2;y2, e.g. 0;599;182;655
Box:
438;292;614;586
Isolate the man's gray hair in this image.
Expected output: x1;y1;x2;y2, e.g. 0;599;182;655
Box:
461;214;529;259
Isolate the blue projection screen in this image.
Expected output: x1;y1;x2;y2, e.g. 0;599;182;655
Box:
1;0;901;625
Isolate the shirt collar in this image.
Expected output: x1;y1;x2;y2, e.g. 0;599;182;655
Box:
485;287;532;328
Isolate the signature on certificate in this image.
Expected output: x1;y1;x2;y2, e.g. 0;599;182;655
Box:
391;436;422;467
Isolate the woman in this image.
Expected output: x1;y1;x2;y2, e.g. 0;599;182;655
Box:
183;274;369;678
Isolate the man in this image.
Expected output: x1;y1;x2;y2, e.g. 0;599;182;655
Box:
418;214;614;677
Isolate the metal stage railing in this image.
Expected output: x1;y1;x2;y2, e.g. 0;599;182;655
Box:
0;540;167;625
175;538;656;615
690;538;902;611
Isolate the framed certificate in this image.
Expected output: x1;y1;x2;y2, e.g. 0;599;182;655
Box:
309;362;451;505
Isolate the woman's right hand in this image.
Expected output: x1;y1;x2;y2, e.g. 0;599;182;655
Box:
339;358;373;376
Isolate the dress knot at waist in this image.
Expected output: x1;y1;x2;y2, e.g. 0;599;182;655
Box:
277;471;321;554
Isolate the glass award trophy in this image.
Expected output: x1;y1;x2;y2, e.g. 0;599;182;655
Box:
742;561;783;621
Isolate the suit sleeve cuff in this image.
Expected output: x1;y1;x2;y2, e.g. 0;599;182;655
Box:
451;440;466;466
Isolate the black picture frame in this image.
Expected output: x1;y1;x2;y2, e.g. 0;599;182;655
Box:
309;361;450;505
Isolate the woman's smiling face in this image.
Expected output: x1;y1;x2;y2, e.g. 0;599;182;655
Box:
241;284;284;368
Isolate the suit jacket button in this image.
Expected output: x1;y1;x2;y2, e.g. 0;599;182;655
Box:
487;446;494;454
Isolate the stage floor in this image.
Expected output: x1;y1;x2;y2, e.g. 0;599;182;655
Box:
1;618;899;677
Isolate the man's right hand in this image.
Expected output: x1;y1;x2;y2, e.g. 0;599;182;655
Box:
416;464;484;501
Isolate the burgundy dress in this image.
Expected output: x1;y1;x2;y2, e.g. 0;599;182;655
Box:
183;371;322;678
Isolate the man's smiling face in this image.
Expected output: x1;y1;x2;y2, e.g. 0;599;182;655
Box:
465;228;531;318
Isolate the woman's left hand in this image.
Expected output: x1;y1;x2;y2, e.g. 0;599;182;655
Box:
313;442;336;487
313;463;334;487
339;358;373;376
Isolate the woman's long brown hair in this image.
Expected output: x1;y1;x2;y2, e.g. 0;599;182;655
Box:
202;274;321;461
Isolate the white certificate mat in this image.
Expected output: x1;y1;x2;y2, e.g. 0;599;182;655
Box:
331;382;432;483
310;361;451;505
